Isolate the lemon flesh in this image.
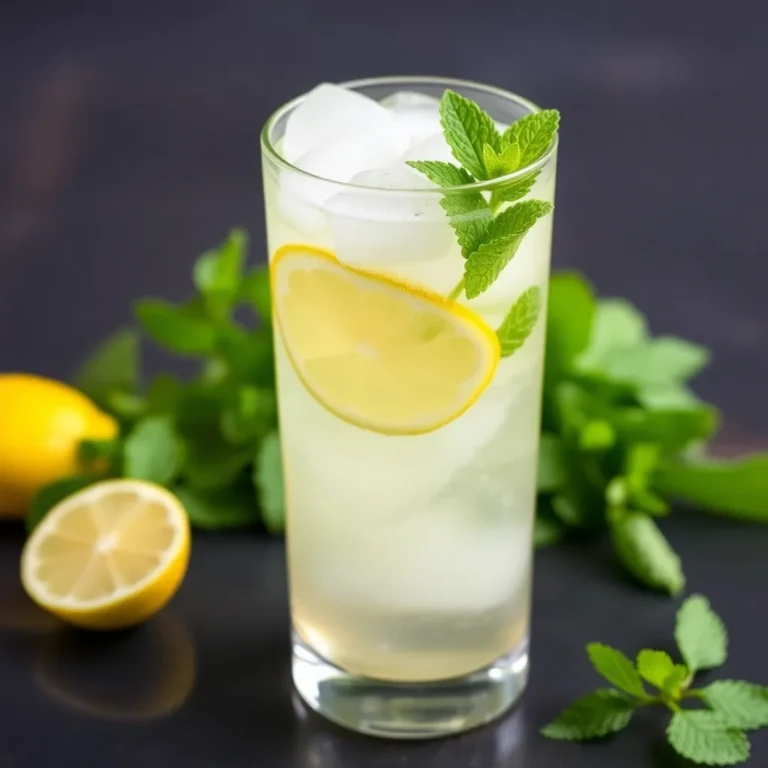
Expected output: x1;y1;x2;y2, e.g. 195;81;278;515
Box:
21;480;190;630
271;245;500;435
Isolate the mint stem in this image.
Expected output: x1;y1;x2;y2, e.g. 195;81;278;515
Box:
682;690;706;700
447;278;465;301
490;192;505;214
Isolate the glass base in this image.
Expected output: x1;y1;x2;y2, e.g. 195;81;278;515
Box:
292;630;529;739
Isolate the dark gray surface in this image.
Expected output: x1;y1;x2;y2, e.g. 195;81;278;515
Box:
1;1;768;765
1;515;767;768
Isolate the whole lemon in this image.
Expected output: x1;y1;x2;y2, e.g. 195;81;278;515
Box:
0;374;118;518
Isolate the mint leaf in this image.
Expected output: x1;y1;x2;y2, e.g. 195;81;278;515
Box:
496;286;541;356
463;201;552;298
614;406;718;455
439;89;501;179
541;690;634;740
220;386;277;444
255;431;285;533
463;238;518;298
577;299;648;371
645;337;710;381
193;228;247;320
500;142;521;170
439;193;493;258
176;485;259;530
702;681;768;730
610;511;685;595
594;337;710;388
146;374;183;415
134;299;218;356
73;329;140;411
587;643;647;697
545;273;595;383
554;381;593;431
639;383;700;410
489;172;540;205
579;419;616;451
488;199;553;239
27;475;100;532
502;108;560;165
176;383;229;432
106;391;146;420
667;711;749;766
663;664;691;697
636;650;680;691
181;431;252;491
216;325;275;388
675;595;728;674
482;142;520;178
406;160;474;188
633;489;670;517
239;266;272;322
625;443;660;492
654;456;768;522
123;416;184;485
537;433;565;492
482;143;504;177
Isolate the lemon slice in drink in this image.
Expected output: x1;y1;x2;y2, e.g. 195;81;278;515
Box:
271;244;500;435
21;480;190;630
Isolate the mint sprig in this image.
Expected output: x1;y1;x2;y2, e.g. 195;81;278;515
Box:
408;88;558;355
542;594;768;765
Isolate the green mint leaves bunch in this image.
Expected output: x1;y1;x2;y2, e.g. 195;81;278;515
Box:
537;273;768;594
407;90;559;355
543;595;768;765
28;229;284;534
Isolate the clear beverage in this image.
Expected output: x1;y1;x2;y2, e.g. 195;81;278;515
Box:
261;77;557;737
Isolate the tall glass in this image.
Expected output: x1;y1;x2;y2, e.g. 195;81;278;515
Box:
261;77;557;738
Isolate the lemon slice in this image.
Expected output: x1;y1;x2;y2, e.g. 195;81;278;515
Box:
271;244;500;435
21;480;190;630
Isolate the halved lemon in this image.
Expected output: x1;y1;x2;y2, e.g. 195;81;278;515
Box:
271;244;500;435
21;480;190;630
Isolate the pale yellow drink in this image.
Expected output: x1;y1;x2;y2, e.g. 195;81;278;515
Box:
261;78;557;734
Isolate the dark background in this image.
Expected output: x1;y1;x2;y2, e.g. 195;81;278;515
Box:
1;1;767;766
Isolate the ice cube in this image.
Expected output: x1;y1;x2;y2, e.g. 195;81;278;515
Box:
405;132;456;165
343;165;436;190
380;90;441;110
279;134;411;236
277;84;411;234
382;90;443;145
276;171;337;235
324;164;454;266
282;83;409;162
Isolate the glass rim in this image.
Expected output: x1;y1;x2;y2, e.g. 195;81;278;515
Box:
260;75;558;196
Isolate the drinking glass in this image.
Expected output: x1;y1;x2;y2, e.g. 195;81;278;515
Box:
261;76;558;738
